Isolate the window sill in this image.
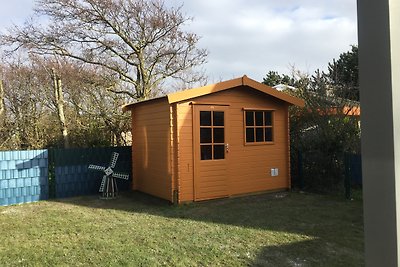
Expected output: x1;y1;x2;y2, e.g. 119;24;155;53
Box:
244;142;275;146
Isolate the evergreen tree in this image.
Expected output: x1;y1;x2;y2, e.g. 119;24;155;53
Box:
326;45;359;101
262;71;295;87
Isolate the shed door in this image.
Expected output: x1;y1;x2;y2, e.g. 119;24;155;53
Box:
193;105;229;201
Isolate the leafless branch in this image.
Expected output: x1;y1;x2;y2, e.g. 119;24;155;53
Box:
1;0;207;101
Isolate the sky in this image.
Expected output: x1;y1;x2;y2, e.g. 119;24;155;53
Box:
0;0;358;83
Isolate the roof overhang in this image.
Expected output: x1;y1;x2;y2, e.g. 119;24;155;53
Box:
123;75;305;111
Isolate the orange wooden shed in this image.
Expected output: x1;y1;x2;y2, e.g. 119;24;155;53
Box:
123;75;304;203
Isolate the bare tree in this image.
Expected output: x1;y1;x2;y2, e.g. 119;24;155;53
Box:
0;58;51;149
0;80;4;121
39;57;132;147
1;0;207;101
0;54;132;150
34;57;131;147
51;68;70;148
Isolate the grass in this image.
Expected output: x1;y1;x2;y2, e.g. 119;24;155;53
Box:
0;191;363;266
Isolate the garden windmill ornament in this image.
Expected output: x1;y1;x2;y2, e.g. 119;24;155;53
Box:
88;152;129;199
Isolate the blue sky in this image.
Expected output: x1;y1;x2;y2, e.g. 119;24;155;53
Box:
0;0;358;82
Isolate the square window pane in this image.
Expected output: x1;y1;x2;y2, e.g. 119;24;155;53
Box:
213;128;224;143
245;111;254;126
246;128;255;142
200;128;212;143
213;111;224;126
265;111;272;126
255;112;263;126
265;128;273;141
214;145;225;159
201;145;212;160
256;128;264;142
200;111;211;126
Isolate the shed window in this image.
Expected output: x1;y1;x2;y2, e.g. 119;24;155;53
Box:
245;110;274;144
200;111;225;160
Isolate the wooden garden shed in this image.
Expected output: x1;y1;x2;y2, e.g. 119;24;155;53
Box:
123;75;304;203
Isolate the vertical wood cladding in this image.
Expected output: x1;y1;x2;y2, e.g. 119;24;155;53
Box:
131;98;173;201
128;82;298;203
176;86;290;202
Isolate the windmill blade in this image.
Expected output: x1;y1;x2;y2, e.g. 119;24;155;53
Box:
112;172;129;180
88;165;106;172
99;175;107;192
109;152;119;168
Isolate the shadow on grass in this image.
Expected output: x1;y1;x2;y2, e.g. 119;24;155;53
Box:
251;239;319;267
47;191;363;265
250;238;364;267
51;190;363;238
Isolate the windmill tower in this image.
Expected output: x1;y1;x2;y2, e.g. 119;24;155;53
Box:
88;152;129;199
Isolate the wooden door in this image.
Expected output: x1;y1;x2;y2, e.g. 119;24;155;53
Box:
193;105;229;201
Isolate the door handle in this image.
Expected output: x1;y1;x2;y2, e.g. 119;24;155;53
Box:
225;144;229;153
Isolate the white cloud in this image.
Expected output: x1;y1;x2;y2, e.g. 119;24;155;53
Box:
0;0;358;83
180;0;358;81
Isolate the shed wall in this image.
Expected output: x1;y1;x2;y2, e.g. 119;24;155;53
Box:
176;103;194;201
131;99;173;201
176;86;290;202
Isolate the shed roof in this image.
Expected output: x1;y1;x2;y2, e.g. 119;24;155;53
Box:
123;75;305;111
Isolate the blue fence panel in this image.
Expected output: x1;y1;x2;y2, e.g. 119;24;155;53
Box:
349;153;362;185
53;147;132;198
54;164;100;198
0;147;131;203
0;149;49;206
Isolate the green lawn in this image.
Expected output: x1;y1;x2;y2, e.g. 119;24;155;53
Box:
0;191;363;266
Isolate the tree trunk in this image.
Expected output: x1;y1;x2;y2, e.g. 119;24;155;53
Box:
52;69;70;148
0;80;4;122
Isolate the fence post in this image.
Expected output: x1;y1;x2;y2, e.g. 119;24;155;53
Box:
344;153;351;199
298;150;304;190
48;148;56;199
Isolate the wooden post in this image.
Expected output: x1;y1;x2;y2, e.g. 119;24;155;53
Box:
358;0;400;265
